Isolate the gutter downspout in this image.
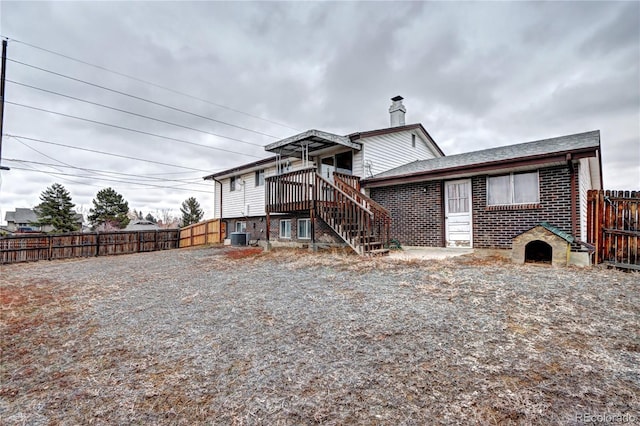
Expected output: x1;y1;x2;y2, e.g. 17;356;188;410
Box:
204;176;224;238
567;153;577;244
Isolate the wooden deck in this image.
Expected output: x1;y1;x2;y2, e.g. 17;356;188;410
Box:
265;169;390;255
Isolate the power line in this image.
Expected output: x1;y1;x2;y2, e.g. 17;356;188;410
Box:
5;157;212;187
7;165;214;194
8;79;264;147
6;101;265;159
7;58;283;140
4;134;212;173
4;36;301;132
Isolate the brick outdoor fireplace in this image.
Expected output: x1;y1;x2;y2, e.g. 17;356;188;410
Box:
512;222;574;267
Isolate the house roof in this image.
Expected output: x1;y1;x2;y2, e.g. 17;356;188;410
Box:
264;129;362;158
5;208;83;224
125;219;159;231
363;130;601;187
5;208;38;223
203;155;281;180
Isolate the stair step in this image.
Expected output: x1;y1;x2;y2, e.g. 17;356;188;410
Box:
366;248;390;256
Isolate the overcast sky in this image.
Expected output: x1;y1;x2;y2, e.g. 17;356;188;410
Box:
0;1;638;225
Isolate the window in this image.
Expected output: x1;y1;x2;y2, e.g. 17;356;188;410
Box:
487;171;539;205
230;176;236;192
279;219;291;239
235;221;246;232
411;134;416;148
255;169;265;187
298;218;311;240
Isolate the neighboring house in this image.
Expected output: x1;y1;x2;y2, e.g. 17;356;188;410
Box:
204;96;602;257
125;219;160;231
4;208;84;233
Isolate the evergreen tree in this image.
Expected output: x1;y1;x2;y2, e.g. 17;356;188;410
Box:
33;183;79;233
88;187;130;229
145;213;157;223
180;197;204;227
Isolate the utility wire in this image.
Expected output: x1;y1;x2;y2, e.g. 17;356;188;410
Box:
7;165;214;194
5;158;213;187
7;58;283;139
8;79;264;147
3;36;301;132
11;137;67;173
6;101;265;159
4;134;212;173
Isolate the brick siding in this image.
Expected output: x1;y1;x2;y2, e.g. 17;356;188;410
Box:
369;165;578;249
473;166;574;249
224;214;342;244
369;180;444;247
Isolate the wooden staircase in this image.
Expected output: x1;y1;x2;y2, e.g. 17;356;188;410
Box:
314;173;391;256
265;168;391;256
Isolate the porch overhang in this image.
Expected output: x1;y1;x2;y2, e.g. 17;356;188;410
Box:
264;129;361;158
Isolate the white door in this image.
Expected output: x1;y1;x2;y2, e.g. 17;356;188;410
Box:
445;179;472;248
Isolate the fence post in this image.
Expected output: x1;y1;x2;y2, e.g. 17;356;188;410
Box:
48;234;52;261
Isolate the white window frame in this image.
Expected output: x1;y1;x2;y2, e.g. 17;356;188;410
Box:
279;219;291;239
235;221;247;232
255;169;265;187
230;176;236;192
487;171;540;206
298;218;311;240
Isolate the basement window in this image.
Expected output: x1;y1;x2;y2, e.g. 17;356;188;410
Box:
298;218;311;240
235;221;247;233
487;171;539;206
279;219;291;239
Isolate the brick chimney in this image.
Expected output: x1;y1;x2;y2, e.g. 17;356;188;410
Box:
389;95;406;127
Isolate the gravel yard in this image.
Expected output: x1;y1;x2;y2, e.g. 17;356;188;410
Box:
1;247;638;425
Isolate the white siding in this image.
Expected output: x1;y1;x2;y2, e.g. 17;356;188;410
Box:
578;158;592;240
361;130;438;177
219;159;304;218
353;149;364;178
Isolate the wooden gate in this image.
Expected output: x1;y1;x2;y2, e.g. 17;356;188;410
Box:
587;190;639;269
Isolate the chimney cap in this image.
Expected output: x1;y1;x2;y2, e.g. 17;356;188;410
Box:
391;95;404;102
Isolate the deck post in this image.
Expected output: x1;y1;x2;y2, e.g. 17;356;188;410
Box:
309;204;317;252
265;211;272;252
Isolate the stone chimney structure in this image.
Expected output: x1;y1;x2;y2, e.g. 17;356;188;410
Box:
389;95;406;127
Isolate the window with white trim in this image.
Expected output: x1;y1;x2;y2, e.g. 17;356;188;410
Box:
279;219;291;239
230;176;236;192
298;218;311;240
487;171;539;205
235;221;246;232
411;134;416;148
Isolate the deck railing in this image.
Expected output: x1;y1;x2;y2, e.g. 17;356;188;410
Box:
334;173;391;249
333;171;361;191
265;168;391;254
265;167;316;213
314;173;372;254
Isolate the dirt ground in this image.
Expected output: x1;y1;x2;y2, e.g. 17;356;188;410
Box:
1;247;638;425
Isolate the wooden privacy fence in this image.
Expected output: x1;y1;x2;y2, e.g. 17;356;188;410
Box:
587;190;639;270
0;229;179;265
179;219;225;248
